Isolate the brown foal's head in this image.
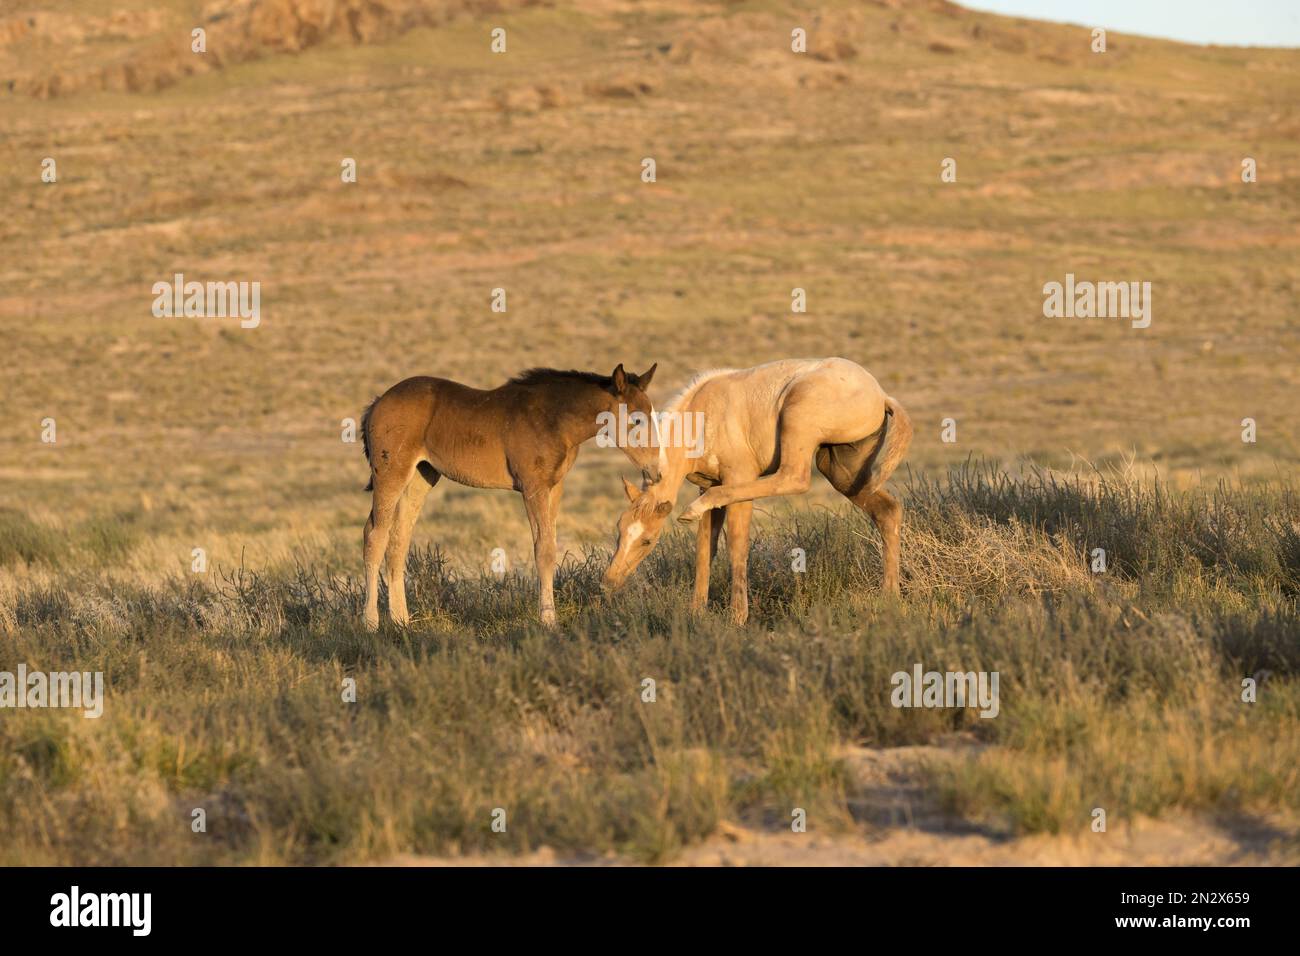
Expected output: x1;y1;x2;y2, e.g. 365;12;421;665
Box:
606;363;662;485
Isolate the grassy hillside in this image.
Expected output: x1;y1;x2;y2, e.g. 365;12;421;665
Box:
1;0;1297;577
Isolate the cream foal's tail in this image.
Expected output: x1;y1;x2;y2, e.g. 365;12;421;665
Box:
866;396;913;494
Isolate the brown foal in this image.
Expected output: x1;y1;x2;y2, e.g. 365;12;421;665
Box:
360;364;659;629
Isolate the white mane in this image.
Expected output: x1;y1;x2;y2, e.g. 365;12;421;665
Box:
665;367;735;413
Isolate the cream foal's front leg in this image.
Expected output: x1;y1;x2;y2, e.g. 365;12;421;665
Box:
677;448;818;523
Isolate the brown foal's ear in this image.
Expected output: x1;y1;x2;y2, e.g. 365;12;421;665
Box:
635;363;657;390
654;500;673;517
611;364;628;393
622;476;640;502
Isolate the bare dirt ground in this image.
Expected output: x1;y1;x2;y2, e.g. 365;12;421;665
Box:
382;745;1300;866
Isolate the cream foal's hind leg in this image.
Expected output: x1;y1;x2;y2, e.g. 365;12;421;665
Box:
816;440;902;595
859;488;902;595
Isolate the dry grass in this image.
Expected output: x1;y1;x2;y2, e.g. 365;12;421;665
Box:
2;467;1298;864
1;0;1297;864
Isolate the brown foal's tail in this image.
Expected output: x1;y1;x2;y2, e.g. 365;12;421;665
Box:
866;396;913;494
360;396;379;491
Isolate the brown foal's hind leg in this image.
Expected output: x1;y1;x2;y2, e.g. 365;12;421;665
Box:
816;441;903;595
363;468;408;631
522;481;562;627
724;501;754;624
691;493;725;612
383;464;439;627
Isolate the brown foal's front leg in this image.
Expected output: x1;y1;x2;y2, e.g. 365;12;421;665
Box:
522;482;561;627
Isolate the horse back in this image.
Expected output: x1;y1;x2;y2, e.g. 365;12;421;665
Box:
367;376;516;489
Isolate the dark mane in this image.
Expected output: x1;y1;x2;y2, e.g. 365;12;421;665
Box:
507;367;611;388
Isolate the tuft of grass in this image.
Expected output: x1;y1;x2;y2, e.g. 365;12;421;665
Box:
0;509;66;567
0;509;151;570
78;512;143;565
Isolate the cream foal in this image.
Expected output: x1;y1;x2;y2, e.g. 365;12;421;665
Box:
600;358;913;624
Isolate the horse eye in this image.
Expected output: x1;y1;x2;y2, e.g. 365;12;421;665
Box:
641;538;651;546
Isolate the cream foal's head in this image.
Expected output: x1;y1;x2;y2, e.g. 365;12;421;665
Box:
601;476;675;591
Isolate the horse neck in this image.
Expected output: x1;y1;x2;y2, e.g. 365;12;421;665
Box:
652;405;703;505
548;380;616;446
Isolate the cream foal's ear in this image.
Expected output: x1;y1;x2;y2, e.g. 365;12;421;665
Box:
622;476;640;502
